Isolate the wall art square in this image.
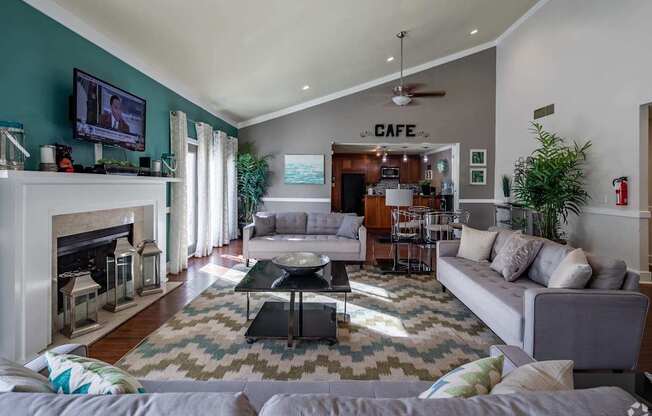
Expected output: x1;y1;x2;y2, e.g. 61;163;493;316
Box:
284;154;324;184
469;149;487;166
470;168;487;185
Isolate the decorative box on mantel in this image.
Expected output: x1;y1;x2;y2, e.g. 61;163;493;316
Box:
0;171;180;362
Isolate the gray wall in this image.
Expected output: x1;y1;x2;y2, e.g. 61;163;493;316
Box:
240;48;496;226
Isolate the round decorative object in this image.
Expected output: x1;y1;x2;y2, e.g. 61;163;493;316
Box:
436;159;448;173
272;252;330;276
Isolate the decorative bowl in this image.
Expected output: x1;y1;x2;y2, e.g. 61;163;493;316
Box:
272;252;330;276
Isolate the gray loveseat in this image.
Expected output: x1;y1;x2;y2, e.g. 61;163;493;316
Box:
0;343;637;415
243;212;366;264
436;228;649;370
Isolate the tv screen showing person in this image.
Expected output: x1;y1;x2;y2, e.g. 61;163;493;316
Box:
74;69;146;151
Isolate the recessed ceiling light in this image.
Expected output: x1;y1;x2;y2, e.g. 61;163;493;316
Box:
470;29;478;35
302;85;310;91
386;56;395;62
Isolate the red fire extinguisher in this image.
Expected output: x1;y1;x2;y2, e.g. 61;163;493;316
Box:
613;177;628;206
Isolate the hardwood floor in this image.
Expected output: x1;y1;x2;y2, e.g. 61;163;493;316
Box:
89;233;652;372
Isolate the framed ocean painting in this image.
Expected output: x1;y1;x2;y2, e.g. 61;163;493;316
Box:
284;154;325;184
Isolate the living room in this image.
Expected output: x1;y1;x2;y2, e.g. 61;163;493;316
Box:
1;0;652;414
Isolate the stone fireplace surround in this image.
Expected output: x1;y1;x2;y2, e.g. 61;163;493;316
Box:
0;171;180;362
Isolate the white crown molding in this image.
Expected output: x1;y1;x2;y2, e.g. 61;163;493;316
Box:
237;41;497;128
495;0;550;44
261;197;331;203
22;0;239;128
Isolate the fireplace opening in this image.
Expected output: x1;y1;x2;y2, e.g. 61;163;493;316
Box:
56;224;134;314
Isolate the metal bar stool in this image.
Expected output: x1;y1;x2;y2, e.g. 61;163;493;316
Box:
389;209;420;276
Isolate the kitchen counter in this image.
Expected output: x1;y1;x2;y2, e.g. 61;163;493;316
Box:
363;194;441;229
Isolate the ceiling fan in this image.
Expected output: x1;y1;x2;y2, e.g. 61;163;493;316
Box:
391;31;446;106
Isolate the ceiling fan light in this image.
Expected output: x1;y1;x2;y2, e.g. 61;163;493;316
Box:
392;95;411;106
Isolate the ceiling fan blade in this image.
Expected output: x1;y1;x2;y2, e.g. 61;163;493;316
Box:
411;91;446;97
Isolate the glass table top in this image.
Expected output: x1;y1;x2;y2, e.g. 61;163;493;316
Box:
234;260;351;293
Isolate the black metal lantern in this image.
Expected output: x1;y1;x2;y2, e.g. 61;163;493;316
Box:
60;271;102;338
137;240;163;296
104;237;137;312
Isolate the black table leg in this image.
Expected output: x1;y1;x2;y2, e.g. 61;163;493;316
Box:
288;292;295;348
246;292;250;321
299;292;303;337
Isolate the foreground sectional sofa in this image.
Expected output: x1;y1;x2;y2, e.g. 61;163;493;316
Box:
0;343;637;415
243;212;366;263
436;228;649;370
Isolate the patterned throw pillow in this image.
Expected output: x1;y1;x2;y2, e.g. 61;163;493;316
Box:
46;352;145;394
419;355;503;399
490;234;544;282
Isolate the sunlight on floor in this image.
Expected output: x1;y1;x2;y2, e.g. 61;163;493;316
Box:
349;280;393;302
199;263;246;284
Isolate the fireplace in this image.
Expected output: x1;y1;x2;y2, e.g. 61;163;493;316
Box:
56;224;134;315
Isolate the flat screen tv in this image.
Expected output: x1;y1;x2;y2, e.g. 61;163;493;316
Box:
73;68;146;151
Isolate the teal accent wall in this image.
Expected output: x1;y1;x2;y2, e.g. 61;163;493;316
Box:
0;0;237;171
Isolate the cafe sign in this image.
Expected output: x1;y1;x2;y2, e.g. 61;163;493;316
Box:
360;124;430;138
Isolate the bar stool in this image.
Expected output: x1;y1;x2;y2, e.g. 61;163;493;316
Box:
390;209;420;275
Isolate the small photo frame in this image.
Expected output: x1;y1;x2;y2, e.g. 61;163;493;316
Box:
470;168;487;185
469;149;487;166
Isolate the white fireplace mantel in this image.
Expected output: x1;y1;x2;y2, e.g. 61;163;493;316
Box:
0;171;179;362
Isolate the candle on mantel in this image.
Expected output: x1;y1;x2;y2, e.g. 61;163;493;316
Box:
40;145;56;164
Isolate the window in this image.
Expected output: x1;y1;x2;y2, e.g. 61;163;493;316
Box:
186;138;199;255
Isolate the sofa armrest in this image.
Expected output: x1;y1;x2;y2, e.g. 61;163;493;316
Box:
358;225;367;261
490;345;536;376
436;240;460;258
25;344;88;375
524;288;649;370
243;223;255;258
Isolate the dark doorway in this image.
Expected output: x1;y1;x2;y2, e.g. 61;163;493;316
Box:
341;173;365;215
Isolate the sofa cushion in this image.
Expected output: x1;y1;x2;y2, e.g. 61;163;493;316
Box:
586;254;627;290
0;358;53;393
489;228;522;261
548;248;593;289
258;387;635;416
0;392;256;416
490;234;543;282
254;213;275;237
527;240;573;286
275;212;307;234
457;226;498;262
306;212;347;235
248;234;360;254
437;257;543;345
336;216;364;239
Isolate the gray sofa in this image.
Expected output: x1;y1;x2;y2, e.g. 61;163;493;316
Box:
0;343;637;415
436;229;649;370
243;212;366;263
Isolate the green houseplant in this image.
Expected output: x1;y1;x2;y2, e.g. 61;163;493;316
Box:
513;122;591;242
237;144;270;225
501;174;511;200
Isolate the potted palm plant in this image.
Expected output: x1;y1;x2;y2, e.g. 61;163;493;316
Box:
513;122;591;242
236;144;270;227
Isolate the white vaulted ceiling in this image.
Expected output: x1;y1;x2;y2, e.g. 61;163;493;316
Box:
37;0;538;125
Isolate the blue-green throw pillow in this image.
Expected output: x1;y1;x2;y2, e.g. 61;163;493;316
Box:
419;355;503;399
46;352;145;394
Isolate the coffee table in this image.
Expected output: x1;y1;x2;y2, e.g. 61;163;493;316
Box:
234;260;351;348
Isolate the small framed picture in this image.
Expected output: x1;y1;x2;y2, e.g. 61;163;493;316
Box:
469;149;487;166
470;168;487;185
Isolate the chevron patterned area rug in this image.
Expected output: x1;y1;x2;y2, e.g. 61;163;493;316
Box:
116;264;500;381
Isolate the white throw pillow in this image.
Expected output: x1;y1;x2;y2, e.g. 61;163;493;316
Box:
457;226;498;262
547;248;593;289
491;360;574;395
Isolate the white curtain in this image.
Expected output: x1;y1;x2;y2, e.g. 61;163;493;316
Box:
194;124;238;257
168;111;189;274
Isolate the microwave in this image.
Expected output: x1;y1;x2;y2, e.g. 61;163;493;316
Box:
381;167;400;179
